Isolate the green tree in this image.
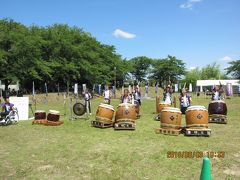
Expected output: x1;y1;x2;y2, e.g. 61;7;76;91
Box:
0;19;28;90
151;55;185;87
200;62;224;80
183;67;202;88
128;56;152;82
225;60;240;79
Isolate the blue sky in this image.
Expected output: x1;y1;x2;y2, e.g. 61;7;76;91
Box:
1;0;240;71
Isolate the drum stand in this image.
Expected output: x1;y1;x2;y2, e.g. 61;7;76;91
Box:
183;126;211;136
114;120;136;130
209;114;227;124
91;119;113;128
69;97;89;120
155;128;181;136
183;128;211;136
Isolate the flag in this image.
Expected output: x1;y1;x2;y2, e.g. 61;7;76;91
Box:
174;84;178;92
45;82;48;96
155;82;159;94
189;83;192;92
57;83;60;96
32;81;36;99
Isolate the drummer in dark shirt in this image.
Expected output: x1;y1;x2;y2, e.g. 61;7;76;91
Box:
0;96;14;123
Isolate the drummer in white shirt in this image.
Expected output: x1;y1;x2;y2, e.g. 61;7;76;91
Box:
179;88;192;114
212;85;223;100
103;86;112;104
163;85;173;105
120;89;132;104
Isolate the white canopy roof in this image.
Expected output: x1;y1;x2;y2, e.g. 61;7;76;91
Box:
197;80;240;86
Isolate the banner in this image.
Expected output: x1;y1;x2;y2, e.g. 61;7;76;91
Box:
189;83;192;92
174;84;178;92
98;84;101;95
155;82;159;94
82;84;86;93
226;83;233;96
74;83;78;95
10;97;29;120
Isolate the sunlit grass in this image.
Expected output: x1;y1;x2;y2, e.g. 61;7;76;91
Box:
0;89;239;179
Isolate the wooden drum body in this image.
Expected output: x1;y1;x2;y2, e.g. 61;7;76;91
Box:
161;107;182;129
96;103;114;122
158;102;171;113
208;100;227;115
115;103;136;123
35;110;46;120
47;110;60;121
185;106;208;128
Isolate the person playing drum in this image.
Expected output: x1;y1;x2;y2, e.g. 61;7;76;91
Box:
0;96;14;123
103;86;111;104
179;88;192;114
83;89;92;115
212;85;223;100
120;89;132;104
163;85;173;105
133;86;141;106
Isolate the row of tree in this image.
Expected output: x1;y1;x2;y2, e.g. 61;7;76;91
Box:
0;18;239;92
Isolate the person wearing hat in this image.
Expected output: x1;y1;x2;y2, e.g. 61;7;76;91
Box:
0;96;14;123
179;88;192;114
163;85;173;104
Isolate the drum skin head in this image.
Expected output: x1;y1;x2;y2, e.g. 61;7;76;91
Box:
99;104;114;111
35;110;46;113
118;103;134;107
73;103;85;116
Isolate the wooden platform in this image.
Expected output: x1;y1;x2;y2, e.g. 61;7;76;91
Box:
155;128;181;136
209;114;227;124
91;120;113;128
32;119;48;125
32;120;64;126
114;122;135;130
184;128;211;136
45;120;64;126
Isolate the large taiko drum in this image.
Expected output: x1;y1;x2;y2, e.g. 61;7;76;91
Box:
35;110;46;120
115;103;136;123
185;106;208;128
47;110;60;121
208;100;227;115
134;100;140;114
96;103;115;122
161;107;182;129
158;101;171;113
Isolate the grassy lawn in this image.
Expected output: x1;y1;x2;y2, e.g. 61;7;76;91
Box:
0;88;239;179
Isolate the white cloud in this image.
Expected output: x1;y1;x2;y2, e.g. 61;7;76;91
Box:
219;56;232;62
180;0;202;9
113;29;136;39
189;66;197;70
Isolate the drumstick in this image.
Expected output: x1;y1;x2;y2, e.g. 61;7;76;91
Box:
173;96;176;108
156;96;160;113
183;82;186;89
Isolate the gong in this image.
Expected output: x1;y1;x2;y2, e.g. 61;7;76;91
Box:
73;103;85;116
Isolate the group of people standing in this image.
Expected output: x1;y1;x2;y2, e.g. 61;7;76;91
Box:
162;84;223;114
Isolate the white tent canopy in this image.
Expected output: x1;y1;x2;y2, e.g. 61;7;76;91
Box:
196;80;240;92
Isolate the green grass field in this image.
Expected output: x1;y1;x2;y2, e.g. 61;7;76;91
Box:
0;89;239;180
